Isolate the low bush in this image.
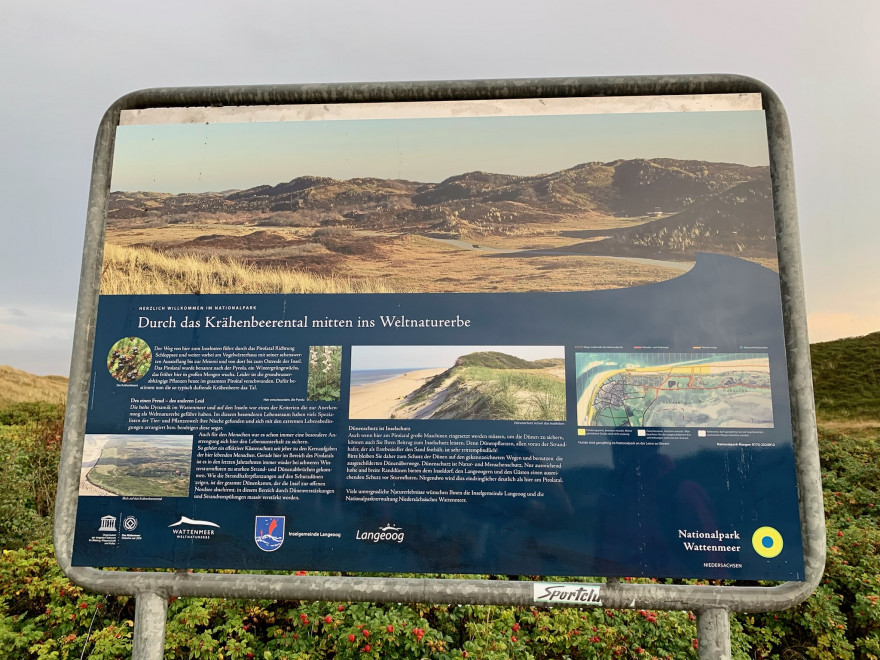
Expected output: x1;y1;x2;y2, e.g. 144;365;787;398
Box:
0;404;63;548
1;405;878;658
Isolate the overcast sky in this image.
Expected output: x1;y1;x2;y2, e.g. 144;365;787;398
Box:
111;108;770;192
2;1;878;375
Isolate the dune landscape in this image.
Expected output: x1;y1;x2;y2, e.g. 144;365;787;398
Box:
102;158;777;295
349;350;566;421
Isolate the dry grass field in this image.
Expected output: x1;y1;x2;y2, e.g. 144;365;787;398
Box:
0;365;67;405
101;221;687;295
100;243;395;295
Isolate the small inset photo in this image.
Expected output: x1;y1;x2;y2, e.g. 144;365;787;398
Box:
349;345;566;421
307;345;342;401
575;352;773;428
79;434;193;497
107;337;152;383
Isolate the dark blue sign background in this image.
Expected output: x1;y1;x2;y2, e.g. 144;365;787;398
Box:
73;254;804;580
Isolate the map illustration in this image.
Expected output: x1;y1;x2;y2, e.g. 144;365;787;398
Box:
575;353;773;428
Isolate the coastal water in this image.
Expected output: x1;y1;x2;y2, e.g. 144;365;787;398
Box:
350;368;426;387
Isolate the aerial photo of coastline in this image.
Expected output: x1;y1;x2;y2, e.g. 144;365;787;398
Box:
78;434;193;497
349;346;566;421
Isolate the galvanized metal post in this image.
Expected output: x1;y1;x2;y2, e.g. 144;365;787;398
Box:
697;607;731;660
132;591;168;660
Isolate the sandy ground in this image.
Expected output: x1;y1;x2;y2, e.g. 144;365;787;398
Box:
79;473;116;497
348;368;447;419
78;436;116;496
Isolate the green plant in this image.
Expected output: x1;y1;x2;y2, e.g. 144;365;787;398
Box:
810;331;880;419
0;404;63;548
307;345;342;401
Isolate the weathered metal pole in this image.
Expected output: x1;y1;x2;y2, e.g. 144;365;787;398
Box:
697;607;731;660
132;591;168;660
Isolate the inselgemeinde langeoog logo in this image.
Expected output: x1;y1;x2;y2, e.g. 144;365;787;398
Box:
255;516;285;552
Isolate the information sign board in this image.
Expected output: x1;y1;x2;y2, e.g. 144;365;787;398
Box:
69;90;806;581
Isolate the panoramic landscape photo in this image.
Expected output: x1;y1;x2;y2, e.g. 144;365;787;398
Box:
349;345;566;421
103;100;777;295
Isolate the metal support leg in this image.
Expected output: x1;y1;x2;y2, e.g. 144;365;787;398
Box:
132;591;168;660
697;607;731;660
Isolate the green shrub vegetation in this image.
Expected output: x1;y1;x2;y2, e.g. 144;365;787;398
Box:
455;367;566;421
810;331;880;419
1;339;878;657
0;403;63;549
453;352;563;371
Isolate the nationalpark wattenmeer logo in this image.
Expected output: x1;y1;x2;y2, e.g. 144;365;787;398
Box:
752;526;784;558
255;516;285;552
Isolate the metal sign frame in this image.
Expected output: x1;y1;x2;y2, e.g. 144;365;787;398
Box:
55;75;825;659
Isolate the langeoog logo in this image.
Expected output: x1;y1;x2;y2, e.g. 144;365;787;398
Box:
356;523;405;544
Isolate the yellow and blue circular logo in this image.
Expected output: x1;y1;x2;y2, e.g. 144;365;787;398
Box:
752;526;783;558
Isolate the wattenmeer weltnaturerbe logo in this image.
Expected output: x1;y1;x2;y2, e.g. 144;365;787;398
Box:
70;93;804;581
169;516;220;540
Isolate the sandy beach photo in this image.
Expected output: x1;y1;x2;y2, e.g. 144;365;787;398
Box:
348;368;448;419
349;346;566;421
